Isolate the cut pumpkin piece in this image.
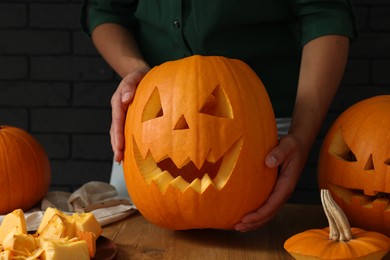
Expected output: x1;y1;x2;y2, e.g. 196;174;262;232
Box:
37;208;69;235
40;239;89;260
77;230;97;258
39;214;69;240
2;230;38;255
0;209;27;244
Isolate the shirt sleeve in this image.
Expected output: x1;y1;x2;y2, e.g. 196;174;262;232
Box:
81;0;138;36
288;0;358;45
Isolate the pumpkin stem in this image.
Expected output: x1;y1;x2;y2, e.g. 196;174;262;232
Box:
321;189;352;242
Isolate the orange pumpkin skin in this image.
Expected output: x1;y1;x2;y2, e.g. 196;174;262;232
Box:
0;126;51;214
123;55;278;230
284;227;390;260
318;95;390;236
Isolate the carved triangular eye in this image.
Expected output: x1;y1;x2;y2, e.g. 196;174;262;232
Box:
200;85;233;118
142;87;163;122
328;129;357;162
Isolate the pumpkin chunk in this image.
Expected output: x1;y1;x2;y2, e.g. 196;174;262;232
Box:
0;209;27;244
0;207;102;259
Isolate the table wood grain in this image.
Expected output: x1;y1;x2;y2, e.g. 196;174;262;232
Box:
101;204;390;260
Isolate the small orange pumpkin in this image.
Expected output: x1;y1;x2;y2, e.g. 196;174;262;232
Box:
284;189;390;260
0;126;51;214
318;95;390;235
123;55;278;230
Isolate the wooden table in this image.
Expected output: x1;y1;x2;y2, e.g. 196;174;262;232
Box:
101;204;390;259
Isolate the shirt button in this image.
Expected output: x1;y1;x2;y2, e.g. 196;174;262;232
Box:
173;20;181;29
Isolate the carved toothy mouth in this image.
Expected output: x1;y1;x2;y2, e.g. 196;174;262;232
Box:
329;184;390;211
132;137;243;193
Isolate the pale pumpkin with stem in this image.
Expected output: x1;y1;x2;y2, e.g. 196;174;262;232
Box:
284;189;390;260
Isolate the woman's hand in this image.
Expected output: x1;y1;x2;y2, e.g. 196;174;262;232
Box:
234;134;309;232
235;35;350;232
110;66;150;162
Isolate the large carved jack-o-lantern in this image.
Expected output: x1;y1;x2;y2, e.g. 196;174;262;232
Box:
123;55;278;230
318;95;390;235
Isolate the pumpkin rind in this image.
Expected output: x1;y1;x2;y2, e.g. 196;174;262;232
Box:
123;55;278;230
318;95;390;236
0;126;51;214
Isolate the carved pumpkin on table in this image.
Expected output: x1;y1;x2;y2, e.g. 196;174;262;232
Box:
318;95;390;236
123;55;278;230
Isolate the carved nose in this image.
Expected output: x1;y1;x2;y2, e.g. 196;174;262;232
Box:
174;115;189;130
364;154;374;171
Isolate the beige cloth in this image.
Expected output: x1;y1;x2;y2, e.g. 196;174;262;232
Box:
0;181;137;231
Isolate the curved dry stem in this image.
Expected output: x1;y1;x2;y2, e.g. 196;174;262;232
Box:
321;189;352;241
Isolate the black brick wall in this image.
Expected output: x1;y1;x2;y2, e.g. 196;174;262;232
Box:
0;0;115;191
0;0;389;203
